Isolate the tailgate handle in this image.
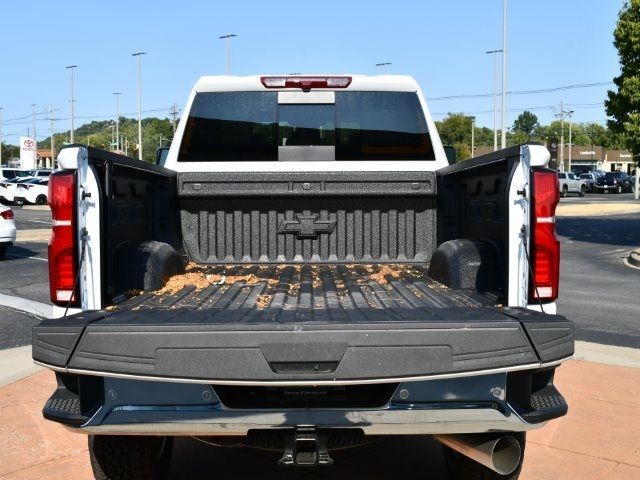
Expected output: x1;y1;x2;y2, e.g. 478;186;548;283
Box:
269;361;339;374
260;342;347;375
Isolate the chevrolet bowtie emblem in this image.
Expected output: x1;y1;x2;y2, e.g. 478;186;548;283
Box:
278;214;337;239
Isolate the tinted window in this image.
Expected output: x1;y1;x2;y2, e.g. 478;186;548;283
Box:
279;104;335;146
579;174;591;179
335;92;434;160
559;173;566;179
180;92;277;162
178;91;434;161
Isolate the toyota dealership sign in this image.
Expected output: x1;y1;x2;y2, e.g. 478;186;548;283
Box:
20;136;36;170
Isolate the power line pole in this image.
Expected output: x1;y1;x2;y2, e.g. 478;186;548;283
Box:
219;34;238;74
501;0;508;150
132;52;146;160
113;92;122;152
486;49;503;151
66;65;78;143
169;103;179;135
555;102;574;172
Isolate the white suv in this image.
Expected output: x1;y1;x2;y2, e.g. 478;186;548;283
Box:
558;172;586;197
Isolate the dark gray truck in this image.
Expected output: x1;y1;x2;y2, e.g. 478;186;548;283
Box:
33;75;573;480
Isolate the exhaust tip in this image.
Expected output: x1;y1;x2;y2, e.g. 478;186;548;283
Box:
491;436;522;476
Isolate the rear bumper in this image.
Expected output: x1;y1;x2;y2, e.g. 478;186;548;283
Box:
33;307;574;385
42;367;568;436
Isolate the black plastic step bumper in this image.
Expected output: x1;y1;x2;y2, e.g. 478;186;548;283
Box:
33;307;573;384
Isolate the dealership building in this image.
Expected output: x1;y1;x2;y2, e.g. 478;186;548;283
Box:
473;144;635;174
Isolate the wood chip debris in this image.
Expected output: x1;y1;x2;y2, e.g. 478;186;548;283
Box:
155;263;426;296
156;269;278;295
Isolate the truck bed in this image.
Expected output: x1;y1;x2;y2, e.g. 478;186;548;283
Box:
33;264;573;384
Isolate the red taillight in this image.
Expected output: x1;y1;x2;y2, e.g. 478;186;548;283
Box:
48;171;78;306
1;209;14;220
260;76;352;90
529;168;560;303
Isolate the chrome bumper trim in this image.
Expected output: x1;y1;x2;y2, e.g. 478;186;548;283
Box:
67;405;541;436
33;357;571;387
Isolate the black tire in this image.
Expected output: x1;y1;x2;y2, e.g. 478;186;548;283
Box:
0;245;6;259
616;185;622;194
35;194;48;205
13;198;24;206
560;185;568;198
579;185;586;197
88;435;173;480
443;433;526;480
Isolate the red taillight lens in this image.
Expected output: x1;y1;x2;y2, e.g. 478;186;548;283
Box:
48;171;78;306
529;168;560;303
260;76;352;90
1;209;14;220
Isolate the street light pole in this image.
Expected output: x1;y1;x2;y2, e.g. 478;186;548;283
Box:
219;34;238;74
0;107;3;165
132;52;146;160
501;0;508;150
486;49;503;151
66;65;77;143
113;92;122;152
470;116;476;158
31;104;37;165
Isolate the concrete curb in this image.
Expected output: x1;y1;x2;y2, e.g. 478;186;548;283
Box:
0;345;42;388
574;341;640;369
20;205;50;211
0;293;53;318
556;202;640;217
628;249;640;268
16;228;50;242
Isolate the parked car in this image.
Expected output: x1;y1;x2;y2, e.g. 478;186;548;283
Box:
579;172;597;192
34;75;573;480
0;168;32;182
26;168;53;179
0;177;38;204
0;205;16;259
558;172;586;197
596;171;634;193
12;178;49;205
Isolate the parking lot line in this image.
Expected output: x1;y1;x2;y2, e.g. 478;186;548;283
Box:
4;254;47;262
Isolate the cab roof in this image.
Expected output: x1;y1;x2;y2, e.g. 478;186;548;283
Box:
193;75;420;93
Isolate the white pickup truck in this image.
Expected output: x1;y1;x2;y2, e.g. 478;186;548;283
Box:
33;75;573;480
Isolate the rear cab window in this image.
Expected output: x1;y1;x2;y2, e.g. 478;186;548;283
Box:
178;91;435;162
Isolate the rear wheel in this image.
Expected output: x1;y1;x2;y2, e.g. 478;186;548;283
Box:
560;185;568;198
88;435;173;480
35;194;47;205
13;198;24;206
443;433;526;480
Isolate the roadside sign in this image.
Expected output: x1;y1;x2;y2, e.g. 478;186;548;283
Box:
20;136;36;170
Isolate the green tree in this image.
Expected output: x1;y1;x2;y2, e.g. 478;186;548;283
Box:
435;113;474;160
512;111;539;141
605;0;640;163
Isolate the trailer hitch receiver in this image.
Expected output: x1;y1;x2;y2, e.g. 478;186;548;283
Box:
278;426;333;467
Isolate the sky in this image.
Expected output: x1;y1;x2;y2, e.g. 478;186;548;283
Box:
0;0;625;144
